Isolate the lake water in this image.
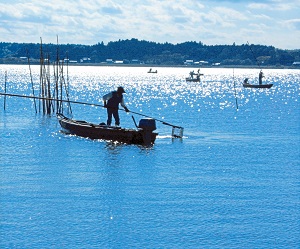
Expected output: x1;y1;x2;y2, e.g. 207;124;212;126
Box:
1;65;299;248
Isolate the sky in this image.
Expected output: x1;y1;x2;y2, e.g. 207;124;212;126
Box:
0;0;299;50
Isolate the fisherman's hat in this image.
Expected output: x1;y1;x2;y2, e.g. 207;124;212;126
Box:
117;86;126;93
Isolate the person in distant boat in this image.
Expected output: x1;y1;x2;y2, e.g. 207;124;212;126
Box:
259;70;264;85
103;86;129;126
244;78;249;84
190;70;194;78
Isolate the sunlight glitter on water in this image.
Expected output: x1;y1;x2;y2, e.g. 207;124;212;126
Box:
1;65;299;249
1;65;299;114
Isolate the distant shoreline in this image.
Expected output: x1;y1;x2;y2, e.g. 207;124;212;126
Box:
1;63;299;69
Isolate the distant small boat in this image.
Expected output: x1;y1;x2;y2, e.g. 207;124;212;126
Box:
243;83;273;88
186;69;203;82
57;113;158;145
147;68;157;73
185;76;201;82
243;78;273;89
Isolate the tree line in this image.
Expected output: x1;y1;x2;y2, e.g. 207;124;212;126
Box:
0;38;299;66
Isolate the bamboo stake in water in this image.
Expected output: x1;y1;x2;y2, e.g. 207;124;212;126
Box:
40;37;44;114
4;71;7;110
46;53;52;114
27;49;37;113
56;35;60;113
233;68;239;110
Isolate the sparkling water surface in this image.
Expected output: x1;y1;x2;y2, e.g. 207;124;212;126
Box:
1;65;299;248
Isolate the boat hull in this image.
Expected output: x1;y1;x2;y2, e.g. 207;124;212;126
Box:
185;77;200;82
185;73;203;82
243;83;273;89
57;114;158;145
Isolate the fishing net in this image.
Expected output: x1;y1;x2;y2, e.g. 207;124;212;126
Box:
172;126;184;138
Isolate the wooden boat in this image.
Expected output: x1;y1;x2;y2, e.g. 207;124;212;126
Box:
186;69;203;82
243;78;273;88
147;68;157;73
185;76;201;82
57;113;158;145
243;83;273;88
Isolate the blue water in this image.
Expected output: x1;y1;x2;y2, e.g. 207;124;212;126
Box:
1;65;299;248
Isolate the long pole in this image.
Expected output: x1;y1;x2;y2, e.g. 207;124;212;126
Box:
27;49;37;113
40;37;44;113
56;35;60;112
247;41;261;69
0;92;183;129
61;71;73;115
128;109;183;129
233;68;238;110
4;71;7;110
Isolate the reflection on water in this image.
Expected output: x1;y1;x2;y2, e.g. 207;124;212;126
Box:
0;65;299;248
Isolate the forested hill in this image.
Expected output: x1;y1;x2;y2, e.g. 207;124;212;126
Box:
0;39;299;67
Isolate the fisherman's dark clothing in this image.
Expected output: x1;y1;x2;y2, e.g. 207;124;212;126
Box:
259;71;264;85
103;91;126;126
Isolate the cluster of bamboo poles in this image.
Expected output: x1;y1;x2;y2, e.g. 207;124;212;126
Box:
37;37;72;115
3;36;72;115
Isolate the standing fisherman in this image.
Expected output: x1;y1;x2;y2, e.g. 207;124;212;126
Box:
259;70;264;85
103;86;129;126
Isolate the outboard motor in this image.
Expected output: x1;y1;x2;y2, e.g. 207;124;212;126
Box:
138;118;156;131
138;118;156;145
